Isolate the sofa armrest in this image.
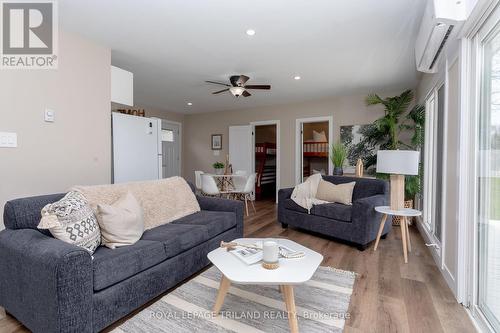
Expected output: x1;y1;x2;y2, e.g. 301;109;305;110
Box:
0;229;93;333
278;188;294;201
196;196;244;236
277;188;294;224
351;194;391;245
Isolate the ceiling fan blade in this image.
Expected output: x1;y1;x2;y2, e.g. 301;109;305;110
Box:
242;90;251;97
205;80;230;87
212;88;229;94
230;75;250;87
244;84;271;90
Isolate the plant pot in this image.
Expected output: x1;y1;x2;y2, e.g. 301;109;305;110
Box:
333;166;344;176
392;200;413;226
214;168;224;175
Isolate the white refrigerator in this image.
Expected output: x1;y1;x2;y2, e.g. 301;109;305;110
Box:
112;112;162;183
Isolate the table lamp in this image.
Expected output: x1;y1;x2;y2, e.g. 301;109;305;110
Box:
376;150;420;210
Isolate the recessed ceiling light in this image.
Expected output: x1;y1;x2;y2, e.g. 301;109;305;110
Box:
246;29;256;36
294;76;301;80
187;102;193;106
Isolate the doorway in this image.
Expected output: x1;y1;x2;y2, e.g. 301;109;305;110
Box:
253;124;277;201
295;116;333;183
161;120;181;178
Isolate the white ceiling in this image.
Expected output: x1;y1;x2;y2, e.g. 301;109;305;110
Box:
59;0;426;114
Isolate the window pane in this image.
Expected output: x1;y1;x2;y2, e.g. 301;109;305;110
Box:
478;26;500;331
434;85;445;241
161;129;174;142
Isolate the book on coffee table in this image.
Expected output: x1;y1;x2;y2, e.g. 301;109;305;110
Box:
228;241;305;265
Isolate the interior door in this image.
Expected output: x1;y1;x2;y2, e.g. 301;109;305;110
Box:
229;125;253;175
161;121;180;178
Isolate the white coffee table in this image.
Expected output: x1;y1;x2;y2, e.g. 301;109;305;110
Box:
373;206;422;263
207;238;323;333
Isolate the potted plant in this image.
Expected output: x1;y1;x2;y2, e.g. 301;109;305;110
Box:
330;141;347;176
364;90;425;224
212;161;225;175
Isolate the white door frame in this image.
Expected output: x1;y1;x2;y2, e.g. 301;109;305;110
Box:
160;119;182;177
250;120;280;203
295;116;333;184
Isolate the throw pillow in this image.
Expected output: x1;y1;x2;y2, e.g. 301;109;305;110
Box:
313;130;327;142
315;180;356;205
96;192;144;249
38;191;101;253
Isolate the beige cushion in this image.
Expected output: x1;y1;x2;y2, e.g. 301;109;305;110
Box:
97;192;144;249
313;130;327;142
315;180;356;205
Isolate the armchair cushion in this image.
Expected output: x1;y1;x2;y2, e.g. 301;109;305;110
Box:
311;203;352;222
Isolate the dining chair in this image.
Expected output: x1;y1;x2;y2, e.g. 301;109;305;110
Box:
232;173;256;216
194;171;204;194
201;174;221;197
232;170;248;192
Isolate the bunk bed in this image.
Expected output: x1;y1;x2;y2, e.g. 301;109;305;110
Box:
302;141;329;177
255;142;277;200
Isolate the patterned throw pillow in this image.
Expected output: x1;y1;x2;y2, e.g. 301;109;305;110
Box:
38;191;101;253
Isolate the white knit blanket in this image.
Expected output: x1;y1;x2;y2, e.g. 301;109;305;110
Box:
291;173;328;213
72;177;200;230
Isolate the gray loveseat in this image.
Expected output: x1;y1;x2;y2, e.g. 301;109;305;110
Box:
278;175;390;250
0;188;243;332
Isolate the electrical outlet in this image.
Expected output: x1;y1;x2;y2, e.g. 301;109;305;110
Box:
0;132;17;148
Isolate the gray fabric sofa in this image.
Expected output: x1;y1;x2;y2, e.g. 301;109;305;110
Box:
0;190;243;333
278;175;390;250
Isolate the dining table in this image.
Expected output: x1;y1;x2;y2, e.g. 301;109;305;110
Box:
205;173;247;192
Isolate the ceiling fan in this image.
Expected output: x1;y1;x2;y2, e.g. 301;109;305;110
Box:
205;75;271;97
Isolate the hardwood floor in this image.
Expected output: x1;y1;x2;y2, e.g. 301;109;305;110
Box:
0;199;477;333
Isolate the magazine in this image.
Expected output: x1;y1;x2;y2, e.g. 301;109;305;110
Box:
229;242;263;265
228;241;305;265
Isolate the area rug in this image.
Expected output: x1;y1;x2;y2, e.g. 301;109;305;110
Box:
113;266;356;333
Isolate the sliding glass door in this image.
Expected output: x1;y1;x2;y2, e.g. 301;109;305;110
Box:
477;12;500;331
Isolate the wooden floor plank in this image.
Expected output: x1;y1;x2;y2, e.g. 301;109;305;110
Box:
0;199;476;333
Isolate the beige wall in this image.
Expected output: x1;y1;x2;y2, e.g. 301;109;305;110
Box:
183;92;401;187
0;31;111;228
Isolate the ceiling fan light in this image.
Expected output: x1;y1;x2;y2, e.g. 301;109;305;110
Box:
230;86;245;97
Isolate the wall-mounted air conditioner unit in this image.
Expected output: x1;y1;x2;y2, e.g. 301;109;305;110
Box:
415;0;467;73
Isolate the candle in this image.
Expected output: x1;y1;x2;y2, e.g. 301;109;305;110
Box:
262;240;279;263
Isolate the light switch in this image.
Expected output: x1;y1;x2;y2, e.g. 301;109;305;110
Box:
0;132;17;148
44;109;55;122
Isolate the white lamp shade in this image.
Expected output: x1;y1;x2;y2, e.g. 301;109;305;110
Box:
376;150;420;175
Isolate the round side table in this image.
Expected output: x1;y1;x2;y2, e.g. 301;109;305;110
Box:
373;206;422;263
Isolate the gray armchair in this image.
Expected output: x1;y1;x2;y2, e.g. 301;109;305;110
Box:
278;175;390;250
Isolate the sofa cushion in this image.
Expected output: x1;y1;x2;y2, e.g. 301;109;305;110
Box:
171;210;236;238
141;223;210;258
283;199;308;214
311;203;352;222
92;240;166;291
